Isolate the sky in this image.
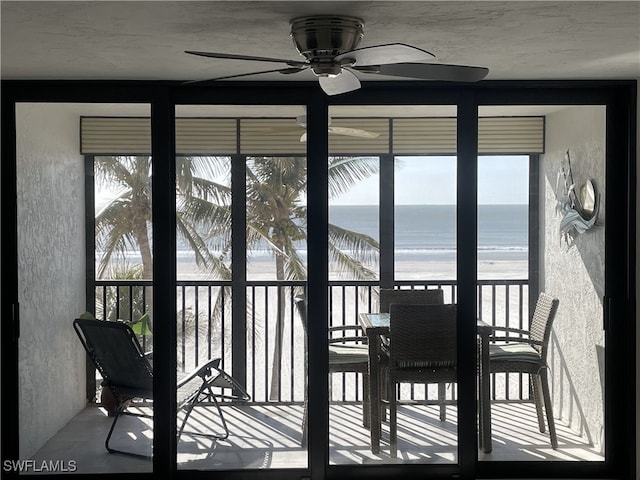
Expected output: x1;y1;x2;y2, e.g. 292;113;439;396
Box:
331;155;530;206
96;154;530;209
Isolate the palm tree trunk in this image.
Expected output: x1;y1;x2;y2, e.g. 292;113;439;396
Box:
134;221;153;280
269;252;287;401
134;220;154;333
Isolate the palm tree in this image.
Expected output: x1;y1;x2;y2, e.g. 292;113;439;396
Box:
244;156;380;398
95;153;380;390
95;155;232;280
96;154;379;281
95;156;154;280
95;155;232;347
246;155;380;280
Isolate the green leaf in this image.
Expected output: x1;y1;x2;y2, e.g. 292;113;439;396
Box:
129;312;152;336
78;311;95;320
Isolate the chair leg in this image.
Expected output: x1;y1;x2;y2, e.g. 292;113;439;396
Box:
180;386;230;441
531;375;546;433
539;369;558;449
105;410;152;459
362;373;371;428
105;410;123;454
301;399;308;447
389;377;398;458
380;368;388;423
438;383;447;421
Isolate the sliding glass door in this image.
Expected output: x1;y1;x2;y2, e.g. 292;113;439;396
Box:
173;105;309;471
15;102;154;474
326;105;461;465
477;105;606;463
3;82;634;480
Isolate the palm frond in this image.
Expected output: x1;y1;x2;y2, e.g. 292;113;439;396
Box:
328;242;378;281
328;156;379;199
328;223;379;265
176;215;232;279
281;247;308;281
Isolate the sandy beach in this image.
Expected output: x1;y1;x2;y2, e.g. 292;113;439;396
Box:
177;258;528;281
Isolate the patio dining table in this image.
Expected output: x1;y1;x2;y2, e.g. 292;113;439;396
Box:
358;312;494;454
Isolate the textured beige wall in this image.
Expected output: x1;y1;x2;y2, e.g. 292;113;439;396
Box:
542;106;607;454
16;104;87;458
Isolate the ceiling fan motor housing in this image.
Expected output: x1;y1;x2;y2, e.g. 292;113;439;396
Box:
290;15;364;76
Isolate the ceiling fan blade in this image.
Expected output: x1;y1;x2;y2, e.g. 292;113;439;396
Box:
183;67;307;84
318;69;361;96
355;63;489;82
299;126;380;143
185;50;307;67
335;43;435;66
328;126;380;138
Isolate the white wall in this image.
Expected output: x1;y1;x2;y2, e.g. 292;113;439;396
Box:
542;106;607;453
16;104;87;458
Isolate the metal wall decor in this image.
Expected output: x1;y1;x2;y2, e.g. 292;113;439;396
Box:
556;150;599;244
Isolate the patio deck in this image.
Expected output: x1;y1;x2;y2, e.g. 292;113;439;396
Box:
29;401;602;474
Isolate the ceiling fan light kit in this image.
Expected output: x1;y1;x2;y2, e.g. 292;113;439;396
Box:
185;15;489;95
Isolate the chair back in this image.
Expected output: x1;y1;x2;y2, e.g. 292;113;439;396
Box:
528;292;559;359
74;318;153;398
379;288;444;313
388;303;457;368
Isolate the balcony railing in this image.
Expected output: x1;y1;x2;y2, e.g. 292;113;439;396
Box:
94;279;530;404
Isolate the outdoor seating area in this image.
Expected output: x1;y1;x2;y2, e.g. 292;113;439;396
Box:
29;400;602;473
52;281;591;472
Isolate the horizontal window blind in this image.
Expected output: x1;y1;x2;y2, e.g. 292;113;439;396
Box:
176;118;237;154
478;116;545;153
393;118;458;154
81;117;151;154
81;116;544;155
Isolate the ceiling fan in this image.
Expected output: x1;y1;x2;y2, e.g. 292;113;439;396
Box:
290;114;380;142
185;15;489;95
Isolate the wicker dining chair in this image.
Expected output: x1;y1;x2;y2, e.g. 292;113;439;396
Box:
379;287;445;313
385;303;457;457
379;288;449;420
488;291;560;449
295;295;370;447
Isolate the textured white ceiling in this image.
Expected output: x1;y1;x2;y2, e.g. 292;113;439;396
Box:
2;1;639;83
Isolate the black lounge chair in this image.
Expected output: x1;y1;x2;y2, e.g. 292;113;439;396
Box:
73;317;250;458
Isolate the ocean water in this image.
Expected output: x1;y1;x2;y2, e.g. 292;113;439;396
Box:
162;204;528;268
329;204;528;262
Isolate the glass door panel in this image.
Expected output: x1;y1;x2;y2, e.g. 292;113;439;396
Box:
477;106;606;462
394;156;457;285
327;105;459;465
16;103;154;474
327;154;380;464
392;154;458;464
175;105;308;470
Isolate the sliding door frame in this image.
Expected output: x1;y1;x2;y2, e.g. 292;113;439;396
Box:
1;79;635;480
